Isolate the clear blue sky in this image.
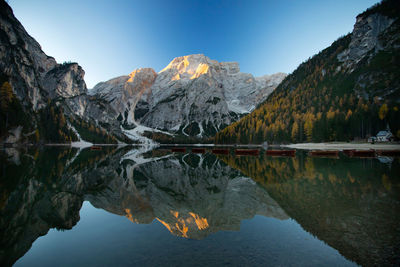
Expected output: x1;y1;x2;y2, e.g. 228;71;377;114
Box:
9;0;379;88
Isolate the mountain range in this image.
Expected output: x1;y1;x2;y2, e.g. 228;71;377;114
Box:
0;0;399;145
90;55;285;138
0;0;285;144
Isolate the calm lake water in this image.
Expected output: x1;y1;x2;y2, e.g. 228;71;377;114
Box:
0;146;399;266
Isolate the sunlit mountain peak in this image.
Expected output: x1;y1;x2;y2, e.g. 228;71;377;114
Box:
159;54;241;82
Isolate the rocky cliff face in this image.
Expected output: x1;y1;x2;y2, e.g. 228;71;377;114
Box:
90;68;157;126
338;12;395;68
91;54;286;137
42;63;87;99
0;1;133;143
0;1;87;109
337;5;400;100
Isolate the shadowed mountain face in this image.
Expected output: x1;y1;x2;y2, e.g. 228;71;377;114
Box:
0;147;287;266
218;153;400;266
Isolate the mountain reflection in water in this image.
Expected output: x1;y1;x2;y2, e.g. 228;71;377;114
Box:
0;146;399;266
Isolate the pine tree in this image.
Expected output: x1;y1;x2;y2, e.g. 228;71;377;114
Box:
379;104;388;120
291;121;299;142
35;129;40;142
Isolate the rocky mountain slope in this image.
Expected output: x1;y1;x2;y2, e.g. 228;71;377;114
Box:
0;0;128;143
91;54;286;137
0;1;81;110
0;1;88;108
216;0;400;144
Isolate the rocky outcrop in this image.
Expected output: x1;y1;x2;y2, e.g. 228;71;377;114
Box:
92;54;286;137
42;63;87;99
338;1;400;102
338;12;395;69
90;68;157;126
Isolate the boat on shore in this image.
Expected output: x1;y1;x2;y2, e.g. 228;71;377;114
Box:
348;150;376;158
342;149;354;156
266;150;296;157
191;148;206;154
235;149;260;156
171;148;186;153
212;149;230;155
309;150;339;157
376;150;400;157
90;146;102;151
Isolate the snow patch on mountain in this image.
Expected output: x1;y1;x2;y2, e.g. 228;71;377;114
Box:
121;122;173;146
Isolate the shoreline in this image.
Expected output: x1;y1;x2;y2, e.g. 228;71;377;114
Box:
282;142;400;151
2;142;400;151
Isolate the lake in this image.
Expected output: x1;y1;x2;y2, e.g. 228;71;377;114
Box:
1;146;399;266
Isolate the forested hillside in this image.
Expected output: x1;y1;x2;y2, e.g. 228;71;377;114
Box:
216;0;400;144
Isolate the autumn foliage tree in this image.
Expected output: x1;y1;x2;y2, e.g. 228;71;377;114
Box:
0;82;14;128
